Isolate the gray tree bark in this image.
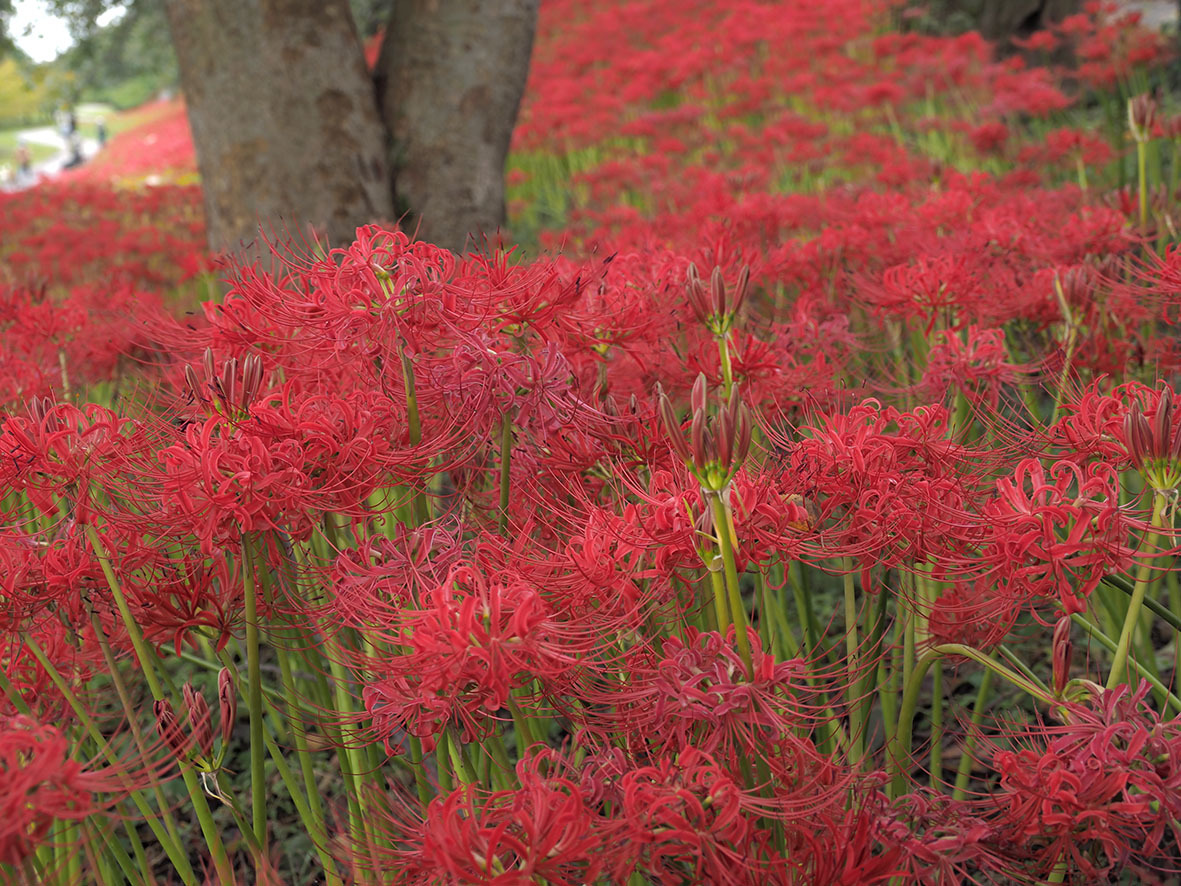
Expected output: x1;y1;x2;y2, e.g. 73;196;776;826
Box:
980;0;1080;40
164;0;538;257
942;0;1081;41
374;0;539;253
164;0;393;253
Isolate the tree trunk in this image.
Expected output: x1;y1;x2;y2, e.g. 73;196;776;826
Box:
973;0;1081;41
375;0;539;253
163;0;394;254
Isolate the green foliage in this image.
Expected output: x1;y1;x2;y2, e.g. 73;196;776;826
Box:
0;57;59;127
60;2;178;108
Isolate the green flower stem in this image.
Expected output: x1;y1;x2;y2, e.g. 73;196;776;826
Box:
486;728;515;790
706;565;730;644
272;639;343;886
240;537;268;850
1072;613;1181;712
252;545;340;876
1107;492;1168;690
59;819;81;884
445;726;478;785
259;719;342;884
435;729;455;794
89;613;189;864
85;817;142;886
929;662;943;788
82;524;231;882
995;645;1052;698
889;644;1051;798
708;492;753;678
1102;572;1181;634
952;667;993;801
788;560;822;660
717;335;734;400
1170;569;1181;684
507;693;537;752
407;735;433;809
1138;138;1149;231
842;561;864;764
22;634;197;885
1047;276;1078;430
324;631;369;839
754;566;775;653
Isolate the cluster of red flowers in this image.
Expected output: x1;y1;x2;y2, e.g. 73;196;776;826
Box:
4;1;1181;884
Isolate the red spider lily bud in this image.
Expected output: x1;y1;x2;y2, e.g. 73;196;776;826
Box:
1129;92;1158;143
183;363;202;402
733;400;752;468
154;699;188;761
731;264;751;317
690;372;708;417
686;263;711;324
716;406;734;470
657;389;693;465
217;668;237;750
690;408;711;472
182;683;214;763
1052;616;1072;696
1056;265;1092;308
225;356;239;405
1124;403;1152;469
240;353;264;411
1154;394;1173;461
718;386;752;471
710;266;727;318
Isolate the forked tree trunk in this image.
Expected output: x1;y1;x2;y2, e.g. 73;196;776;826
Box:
374;0;539;253
164;0;538;257
979;0;1080;40
943;0;1081;42
164;0;394;253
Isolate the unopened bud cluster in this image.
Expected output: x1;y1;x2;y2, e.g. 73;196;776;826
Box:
1124;389;1181;493
659;372;752;494
155;668;237;775
1129;93;1159;144
686;263;750;338
184;348;265;419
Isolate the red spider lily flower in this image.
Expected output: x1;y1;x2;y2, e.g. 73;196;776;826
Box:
609;748;766;883
406;751;604;885
362;564;575;753
919;326;1022;412
980;457;1135;615
0;716;155;866
773;400;981;568
987;685;1181;881
581;629;845;770
122;551;239;655
927;578;1021;652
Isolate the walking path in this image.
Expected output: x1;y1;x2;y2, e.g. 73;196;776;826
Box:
21;127;99;172
1121;0;1178;29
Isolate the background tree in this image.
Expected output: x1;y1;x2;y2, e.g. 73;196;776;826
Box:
2;0;539;254
903;0;1081;43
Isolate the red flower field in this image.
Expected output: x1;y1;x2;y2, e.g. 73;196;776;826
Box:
2;1;1181;883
